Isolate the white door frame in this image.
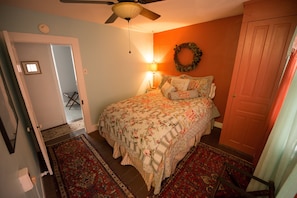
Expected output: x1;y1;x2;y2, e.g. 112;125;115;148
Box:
7;32;92;132
3;31;54;175
3;31;92;175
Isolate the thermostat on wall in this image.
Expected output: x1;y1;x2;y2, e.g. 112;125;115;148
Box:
38;24;50;34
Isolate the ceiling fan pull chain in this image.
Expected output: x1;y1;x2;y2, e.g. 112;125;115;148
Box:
128;20;131;54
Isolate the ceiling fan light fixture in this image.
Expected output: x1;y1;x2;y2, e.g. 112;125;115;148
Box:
112;2;143;20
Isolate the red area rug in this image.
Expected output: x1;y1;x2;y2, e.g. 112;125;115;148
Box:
150;142;254;197
48;135;134;198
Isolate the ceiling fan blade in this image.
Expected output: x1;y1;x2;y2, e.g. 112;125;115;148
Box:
60;0;114;5
140;7;160;20
138;0;163;4
105;13;118;24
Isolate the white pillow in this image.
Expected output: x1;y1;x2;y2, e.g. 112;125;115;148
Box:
161;81;176;98
209;83;216;99
171;77;190;91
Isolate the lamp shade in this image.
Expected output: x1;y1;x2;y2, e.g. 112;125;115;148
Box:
150;62;158;72
112;2;143;20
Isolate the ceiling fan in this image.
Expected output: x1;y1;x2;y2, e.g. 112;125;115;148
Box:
60;0;163;24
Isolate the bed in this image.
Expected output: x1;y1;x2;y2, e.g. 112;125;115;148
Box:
98;74;220;194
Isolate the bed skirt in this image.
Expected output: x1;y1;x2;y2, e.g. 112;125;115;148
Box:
99;120;212;194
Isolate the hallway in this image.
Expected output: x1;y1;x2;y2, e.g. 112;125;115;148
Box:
63;101;82;123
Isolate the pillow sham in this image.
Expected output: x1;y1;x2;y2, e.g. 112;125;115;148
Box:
158;74;186;89
168;90;199;100
161;81;176;98
181;75;214;97
171;77;190;91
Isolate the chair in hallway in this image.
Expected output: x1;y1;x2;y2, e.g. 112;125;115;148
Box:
63;91;80;110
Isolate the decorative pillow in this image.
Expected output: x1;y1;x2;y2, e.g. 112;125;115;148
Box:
171;77;190;91
181;75;214;97
209;83;216;99
158;74;186;89
161;81;176;98
168;90;199;100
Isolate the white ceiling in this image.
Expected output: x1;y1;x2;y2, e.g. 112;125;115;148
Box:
1;0;249;33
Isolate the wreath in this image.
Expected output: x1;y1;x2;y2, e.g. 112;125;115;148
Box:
174;42;203;72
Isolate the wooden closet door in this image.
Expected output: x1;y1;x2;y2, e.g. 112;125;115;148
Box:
220;16;297;158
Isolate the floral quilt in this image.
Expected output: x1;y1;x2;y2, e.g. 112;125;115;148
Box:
99;90;214;174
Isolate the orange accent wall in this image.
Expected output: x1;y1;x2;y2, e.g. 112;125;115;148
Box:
153;15;243;123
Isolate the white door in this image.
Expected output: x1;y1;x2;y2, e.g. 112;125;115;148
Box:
3;31;53;175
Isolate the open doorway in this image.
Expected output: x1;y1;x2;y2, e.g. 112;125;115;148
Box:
4;31;92;176
8;32;93;133
14;42;84;141
51;44;83;123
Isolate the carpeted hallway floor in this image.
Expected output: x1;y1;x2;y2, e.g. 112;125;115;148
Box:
42;119;84;142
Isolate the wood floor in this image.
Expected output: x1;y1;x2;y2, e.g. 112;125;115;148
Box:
42;127;252;198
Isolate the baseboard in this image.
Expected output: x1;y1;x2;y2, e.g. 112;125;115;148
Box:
86;124;99;133
214;121;223;129
40;174;46;198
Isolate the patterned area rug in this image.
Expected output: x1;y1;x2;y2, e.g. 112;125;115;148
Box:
48;135;134;198
42;119;84;142
150;142;254;197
